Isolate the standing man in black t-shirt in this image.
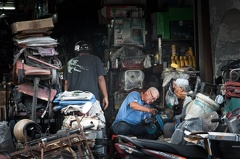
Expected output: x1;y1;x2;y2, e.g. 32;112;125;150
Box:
63;41;109;157
63;40;109;110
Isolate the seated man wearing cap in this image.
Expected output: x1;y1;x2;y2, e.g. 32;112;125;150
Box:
111;87;160;139
164;78;193;138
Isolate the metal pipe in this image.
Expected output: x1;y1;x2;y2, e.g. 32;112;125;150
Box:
27;55;61;69
158;35;163;64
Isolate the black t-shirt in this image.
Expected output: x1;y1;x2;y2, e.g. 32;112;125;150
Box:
64;54;106;100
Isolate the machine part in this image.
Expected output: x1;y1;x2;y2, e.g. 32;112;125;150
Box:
13;119;42;143
27;55;62;70
231;70;239;81
48;102;53;119
120;70;144;91
11;127;95;159
93;128;108;158
31;77;40;122
51;68;57;85
230;68;240;81
41;87;52;119
8;105;13;120
17;83;57;102
120;55;145;69
18;69;24;84
115;58;119;69
145;123;157;135
114;91;128;109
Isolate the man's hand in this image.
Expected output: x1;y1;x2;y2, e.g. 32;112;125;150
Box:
102;97;109;110
148;108;158;115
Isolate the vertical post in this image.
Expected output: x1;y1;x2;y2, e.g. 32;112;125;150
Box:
158;35;164;108
31;77;40;122
158;35;163;65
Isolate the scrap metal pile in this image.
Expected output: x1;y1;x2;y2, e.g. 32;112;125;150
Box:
11;117;96;159
10;18;62;122
6;18;107;158
10;92;106;159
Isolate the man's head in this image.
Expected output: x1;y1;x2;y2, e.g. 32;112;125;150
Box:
143;87;160;104
74;41;92;55
173;78;191;98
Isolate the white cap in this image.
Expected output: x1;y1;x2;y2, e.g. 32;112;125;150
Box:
174;78;189;86
174;78;191;91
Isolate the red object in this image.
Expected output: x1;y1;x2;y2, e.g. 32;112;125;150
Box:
121;56;145;69
18;83;57;102
15;59;51;76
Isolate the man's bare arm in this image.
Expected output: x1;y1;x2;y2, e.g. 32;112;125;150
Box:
98;75;109;110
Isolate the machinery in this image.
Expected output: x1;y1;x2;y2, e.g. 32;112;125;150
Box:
11;100;106;159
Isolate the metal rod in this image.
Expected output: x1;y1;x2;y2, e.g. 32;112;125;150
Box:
27;55;61;69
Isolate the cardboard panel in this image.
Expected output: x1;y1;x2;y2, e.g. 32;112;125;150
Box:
11;18;54;34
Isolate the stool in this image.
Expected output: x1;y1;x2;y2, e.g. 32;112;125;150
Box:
0;105;6;121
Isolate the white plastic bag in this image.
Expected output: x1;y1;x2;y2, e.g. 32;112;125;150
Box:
165;86;179;108
143;55;152;68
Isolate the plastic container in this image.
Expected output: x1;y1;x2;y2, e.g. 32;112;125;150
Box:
185;93;219;119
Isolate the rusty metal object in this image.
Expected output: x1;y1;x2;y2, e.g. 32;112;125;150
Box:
13;119;42;144
17;83;57;102
11;125;95;159
27;55;61;70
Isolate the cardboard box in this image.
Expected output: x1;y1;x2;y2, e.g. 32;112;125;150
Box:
11;18;54;34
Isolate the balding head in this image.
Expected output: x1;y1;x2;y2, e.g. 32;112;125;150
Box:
147;87;160;99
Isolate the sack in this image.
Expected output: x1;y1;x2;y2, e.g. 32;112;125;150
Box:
165;87;178;108
0;121;15;153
